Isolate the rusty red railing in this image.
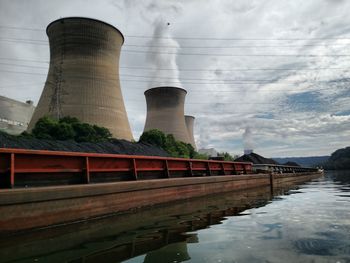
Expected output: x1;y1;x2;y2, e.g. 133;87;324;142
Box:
0;148;253;188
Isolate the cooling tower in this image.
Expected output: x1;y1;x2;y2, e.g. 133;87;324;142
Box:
185;115;196;149
28;17;133;140
143;87;191;144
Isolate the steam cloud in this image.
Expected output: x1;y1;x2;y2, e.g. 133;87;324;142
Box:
147;17;181;88
243;126;254;151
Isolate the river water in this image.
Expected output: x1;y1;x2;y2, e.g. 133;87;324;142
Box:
0;170;349;263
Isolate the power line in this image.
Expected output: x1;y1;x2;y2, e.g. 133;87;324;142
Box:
126;35;350;41
121;73;344;83
126;43;350;49
123;49;350;57
2;37;350;48
2;38;350;56
0;82;44;89
0;37;46;42
1;68;350;84
0;57;48;63
123;98;337;105
120;66;349;72
0;26;43;31
2;25;350;41
1;59;349;72
0;62;48;69
2;68;350;84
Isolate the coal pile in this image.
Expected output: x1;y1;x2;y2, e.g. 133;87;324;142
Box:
0;132;169;157
235;152;278;164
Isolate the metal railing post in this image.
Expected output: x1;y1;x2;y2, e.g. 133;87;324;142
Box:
165;160;170;178
206;162;212;176
188;161;193;177
10;153;15;188
132;158;138;180
85;156;90;184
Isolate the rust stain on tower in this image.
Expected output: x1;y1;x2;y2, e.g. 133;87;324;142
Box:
144;87;191;144
28;17;133;140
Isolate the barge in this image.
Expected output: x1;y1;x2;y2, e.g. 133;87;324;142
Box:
0;148;323;234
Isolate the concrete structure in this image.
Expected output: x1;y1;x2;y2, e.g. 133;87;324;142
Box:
198;148;218;157
0;96;35;135
185;115;196;149
144;87;191;144
28;17;133;140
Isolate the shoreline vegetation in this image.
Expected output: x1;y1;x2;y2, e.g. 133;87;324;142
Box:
0;117;348;170
0;116;214;159
322;146;350;170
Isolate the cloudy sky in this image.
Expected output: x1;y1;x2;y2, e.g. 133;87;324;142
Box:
0;0;349;157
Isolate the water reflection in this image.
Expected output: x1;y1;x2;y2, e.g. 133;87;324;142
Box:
0;171;349;263
0;185;276;263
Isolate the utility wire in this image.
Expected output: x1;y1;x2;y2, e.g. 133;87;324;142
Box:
1;69;349;91
2;69;350;85
122;49;350;57
1;25;350;41
120;66;350;72
120;73;349;83
2;38;349;56
2;37;350;48
1;59;349;72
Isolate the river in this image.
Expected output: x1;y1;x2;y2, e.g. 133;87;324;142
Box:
0;170;349;263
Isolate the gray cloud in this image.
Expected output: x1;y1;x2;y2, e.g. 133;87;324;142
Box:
0;0;349;157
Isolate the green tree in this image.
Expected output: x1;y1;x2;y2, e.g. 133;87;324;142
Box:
52;122;75;140
139;129;200;159
139;129;166;148
59;116;79;124
31;116;112;142
31;116;57;139
218;152;235;161
193;152;209;160
93;125;112;141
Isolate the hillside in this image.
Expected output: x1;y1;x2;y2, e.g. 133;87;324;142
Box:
273;156;329;167
323;147;350;170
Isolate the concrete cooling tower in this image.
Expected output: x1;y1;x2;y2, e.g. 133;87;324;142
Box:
143;87;191;144
185;115;196;150
28;17;133;140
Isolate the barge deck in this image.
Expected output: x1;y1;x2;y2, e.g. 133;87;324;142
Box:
0;148;322;234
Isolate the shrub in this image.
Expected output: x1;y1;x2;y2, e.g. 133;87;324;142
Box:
139;129;199;159
31;116;112;142
218;152;235;161
32;116;57;139
193;152;209;160
52;122;75;140
139;129;166;148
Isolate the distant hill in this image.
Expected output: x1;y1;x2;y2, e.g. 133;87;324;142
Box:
283;161;300;167
323;146;350;170
273;156;329;167
235;152;278;164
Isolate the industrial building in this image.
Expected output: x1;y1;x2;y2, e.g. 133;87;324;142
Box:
28;17;133;140
0;96;35;135
143;87;192;145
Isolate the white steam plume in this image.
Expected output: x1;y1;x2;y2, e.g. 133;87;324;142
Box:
243;126;254;151
147;17;181;88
